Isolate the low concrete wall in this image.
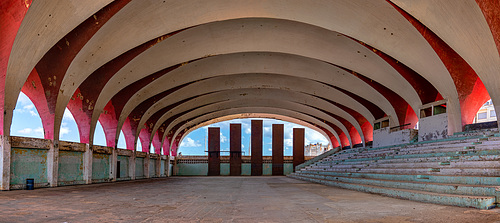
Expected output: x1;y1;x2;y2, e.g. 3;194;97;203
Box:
117;155;130;180
10;148;49;189
175;156;298;176
419;113;448;141
373;127;418;147
135;157;144;179
58;151;85;186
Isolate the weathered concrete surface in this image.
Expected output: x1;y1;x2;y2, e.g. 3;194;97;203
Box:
373;127;418;147
419;113;448;141
0;177;499;222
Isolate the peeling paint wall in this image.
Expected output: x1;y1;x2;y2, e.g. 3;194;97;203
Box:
373;127;418;147
135;157;144;178
117;155;129;179
10;148;48;189
419;113;448;141
149;159;155;177
58;151;84;186
92;153;110;183
160;159;165;176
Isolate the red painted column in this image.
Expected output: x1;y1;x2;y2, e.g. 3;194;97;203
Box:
207;127;220;176
251;120;263;176
229;124;242;176
272;124;284;176
293;128;305;170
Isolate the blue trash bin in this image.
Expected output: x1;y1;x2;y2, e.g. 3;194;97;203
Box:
26;178;34;190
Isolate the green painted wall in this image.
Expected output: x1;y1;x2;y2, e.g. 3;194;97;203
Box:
92;153;110;182
160;160;165;176
177;163;208;176
136;158;144;178
220;163;229;176
241;164;251;176
58;151;84;186
117;155;129;179
149;159;155;177
10;148;48;188
284;163;293;175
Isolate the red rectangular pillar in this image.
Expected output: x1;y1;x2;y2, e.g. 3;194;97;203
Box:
293;128;305;170
251;120;263;176
272;124;284;175
230;124;242;176
208;127;220;176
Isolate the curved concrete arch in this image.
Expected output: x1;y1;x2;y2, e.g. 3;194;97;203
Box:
115;73;388;144
164;99;353;148
143;88;365;147
89;18;421;135
120;52;401;138
63;0;452;111
4;0;112;134
178;113;334;152
112;75;393;145
391;0;500;129
167;107;342;152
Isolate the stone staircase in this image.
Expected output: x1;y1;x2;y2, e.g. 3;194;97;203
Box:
289;132;500;209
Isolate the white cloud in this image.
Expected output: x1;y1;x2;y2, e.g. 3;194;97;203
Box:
241;144;245;148
220;133;227;143
34;127;44;136
180;137;201;147
17;93;31;106
29;110;37;117
60;127;70;137
245;128;251;134
23;104;34;110
18;128;33;134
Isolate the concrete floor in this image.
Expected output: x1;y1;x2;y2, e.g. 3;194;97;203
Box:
1;177;500;222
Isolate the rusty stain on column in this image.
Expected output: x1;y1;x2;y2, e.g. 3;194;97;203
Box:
230;124;242;176
272;124;284;175
293;128;305;170
208;127;220;176
251;120;263;176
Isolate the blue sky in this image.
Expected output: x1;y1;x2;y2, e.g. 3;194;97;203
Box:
11;93;329;155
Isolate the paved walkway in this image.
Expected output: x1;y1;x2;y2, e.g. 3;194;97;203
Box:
0;176;500;222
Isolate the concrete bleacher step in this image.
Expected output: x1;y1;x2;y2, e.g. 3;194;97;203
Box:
290;174;496;209
311;160;500;169
295;170;500;186
293;173;500;199
303;167;500;176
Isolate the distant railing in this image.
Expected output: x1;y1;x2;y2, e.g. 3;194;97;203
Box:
294;147;341;172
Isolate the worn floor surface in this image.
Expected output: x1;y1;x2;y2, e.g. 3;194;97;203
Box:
0;176;500;222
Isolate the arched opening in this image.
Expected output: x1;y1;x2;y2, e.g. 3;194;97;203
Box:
472;99;497;124
93;121;107;146
117;130;127;149
11;92;44;139
177;118;330;156
136;138;143;151
59;108;79;142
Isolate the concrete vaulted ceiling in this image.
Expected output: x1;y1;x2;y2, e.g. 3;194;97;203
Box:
1;0;499;155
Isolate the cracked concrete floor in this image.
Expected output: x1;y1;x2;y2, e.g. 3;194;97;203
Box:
0;176;499;222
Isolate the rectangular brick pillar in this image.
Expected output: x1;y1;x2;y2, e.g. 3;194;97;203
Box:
293;128;305;170
0;135;11;190
272;124;284;175
83;144;93;184
251;120;263;176
208;127;220;176
230;124;242;176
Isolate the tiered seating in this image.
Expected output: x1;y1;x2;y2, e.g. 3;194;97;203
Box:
289;132;500;209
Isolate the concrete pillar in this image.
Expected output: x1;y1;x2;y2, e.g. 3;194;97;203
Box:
47;140;60;187
293;128;305;170
0;135;11;190
129;152;136;180
272;124;284;176
144;153;150;178
166;155;171;177
110;148;117;181
230;124;242;176
83;144;93;184
251;120;263;176
208;127;220;176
